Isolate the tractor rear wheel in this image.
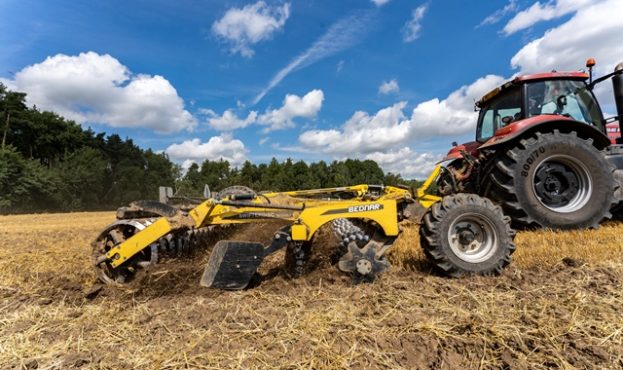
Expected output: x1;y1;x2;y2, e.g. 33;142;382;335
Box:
419;194;516;277
485;130;615;229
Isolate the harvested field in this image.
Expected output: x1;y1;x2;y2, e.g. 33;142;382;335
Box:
1;212;623;369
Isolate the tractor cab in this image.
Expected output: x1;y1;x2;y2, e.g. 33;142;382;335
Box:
439;59;623;230
475;72;605;143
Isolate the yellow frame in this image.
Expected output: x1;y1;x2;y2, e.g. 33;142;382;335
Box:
105;166;443;268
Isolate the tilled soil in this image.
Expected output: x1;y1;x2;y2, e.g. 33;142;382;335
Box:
1;213;622;369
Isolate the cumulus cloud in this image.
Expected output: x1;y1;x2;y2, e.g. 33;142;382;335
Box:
411;74;506;136
212;1;290;58
477;0;518;28
299;102;410;155
293;75;503;178
402;4;428;42
203;89;323;132
510;0;623;75
503;0;597;35
205;109;258;131
298;75;504;155
165;134;248;167
508;0;623;110
258;89;324;131
371;0;391;7
2;52;196;133
379;79;399;95
0;77;16;90
253;10;373;104
365;148;441;179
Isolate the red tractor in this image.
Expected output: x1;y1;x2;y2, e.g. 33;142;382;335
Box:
438;59;623;229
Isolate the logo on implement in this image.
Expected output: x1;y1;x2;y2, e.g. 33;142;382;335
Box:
321;203;384;215
348;204;382;213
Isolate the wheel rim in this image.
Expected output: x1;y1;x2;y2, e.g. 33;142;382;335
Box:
93;220;157;284
448;213;497;263
531;154;592;213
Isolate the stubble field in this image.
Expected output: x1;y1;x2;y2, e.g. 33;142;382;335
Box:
1;211;622;369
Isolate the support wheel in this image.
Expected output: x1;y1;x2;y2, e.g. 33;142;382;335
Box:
485;130;615;229
420;194;516;277
216;186;256;200
91;220;158;285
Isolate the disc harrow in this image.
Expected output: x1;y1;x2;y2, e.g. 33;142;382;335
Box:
331;218;370;249
90;175;518;291
331;218;393;282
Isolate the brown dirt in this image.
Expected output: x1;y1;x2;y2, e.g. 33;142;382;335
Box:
1;212;623;369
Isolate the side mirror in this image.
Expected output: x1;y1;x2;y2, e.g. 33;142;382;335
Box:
452;141;458;147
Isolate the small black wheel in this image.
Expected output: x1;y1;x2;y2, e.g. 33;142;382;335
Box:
420;193;516;277
485;130;615;229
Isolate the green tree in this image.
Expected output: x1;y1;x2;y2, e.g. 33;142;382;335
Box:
56;147;107;210
0;146;60;212
143;150;176;200
0;85;27;151
261;158;283;191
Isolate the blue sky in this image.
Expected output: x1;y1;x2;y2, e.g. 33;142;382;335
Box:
1;0;622;178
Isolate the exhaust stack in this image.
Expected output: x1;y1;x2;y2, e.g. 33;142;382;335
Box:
613;62;623;125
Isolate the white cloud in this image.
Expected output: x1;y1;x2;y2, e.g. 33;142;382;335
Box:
336;60;345;74
258;89;324;131
477;0;518;27
503;0;597;35
299;102;411;155
411;74;506;136
509;0;623;110
2;52;196;133
293;75;503;178
402;4;428;43
510;0;623;75
0;77;16;90
165;134;248;166
253;10;373;104
365;148;441;179
379;79;399;95
371;0;391;7
298;75;504;155
212;1;290;58
202;89;324;132
206;109;258;131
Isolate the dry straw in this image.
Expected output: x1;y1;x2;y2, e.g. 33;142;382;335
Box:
1;212;622;369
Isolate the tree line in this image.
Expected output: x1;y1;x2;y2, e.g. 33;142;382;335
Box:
0;84;417;214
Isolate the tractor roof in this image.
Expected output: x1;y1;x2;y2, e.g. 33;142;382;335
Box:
514;71;588;82
476;71;589;108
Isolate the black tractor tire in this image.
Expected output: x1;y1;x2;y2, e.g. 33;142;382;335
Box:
485;130;615;229
419;194;516;277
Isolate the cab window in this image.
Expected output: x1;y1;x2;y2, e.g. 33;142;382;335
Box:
477;86;522;142
526;80;602;127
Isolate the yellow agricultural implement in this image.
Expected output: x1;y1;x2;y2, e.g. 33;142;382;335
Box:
92;165;516;290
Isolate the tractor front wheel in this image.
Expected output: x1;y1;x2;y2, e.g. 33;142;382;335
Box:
419;194;516;277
